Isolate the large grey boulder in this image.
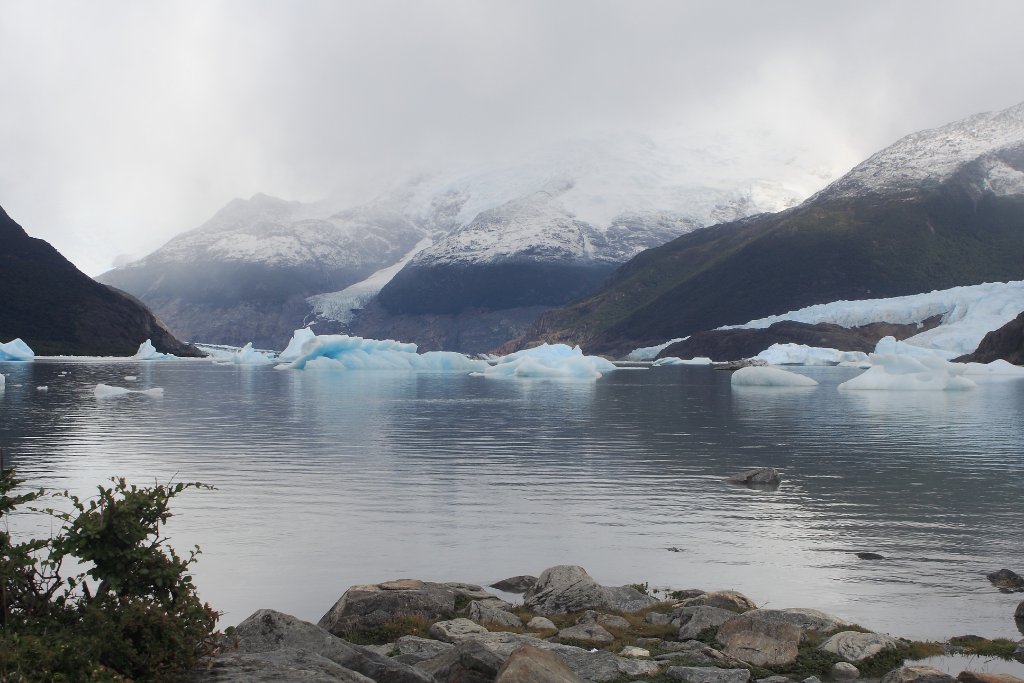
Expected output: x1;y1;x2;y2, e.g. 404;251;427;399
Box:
392;636;455;665
416;639;505;683
880;666;957;683
987;569;1024;592
717;614;802;667
654;641;749;668
678;590;757;612
732;608;848;641
832;662;860;680
224;609;435;683
1015;600;1024;620
819;631;900;662
495;644;585;683
468;600;522;629
676;605;741;639
318;579;503;638
429;618;489;643
557;623;615;646
527;616;557;631
577;610;631;630
668;665;752;683
523;565;659;615
192;648;376;682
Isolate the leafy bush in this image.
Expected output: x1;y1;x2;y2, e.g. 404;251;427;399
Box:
0;454;218;681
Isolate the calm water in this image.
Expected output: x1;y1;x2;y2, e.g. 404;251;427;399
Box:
2;359;1024;643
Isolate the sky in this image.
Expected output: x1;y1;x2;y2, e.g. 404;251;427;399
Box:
2;0;1024;276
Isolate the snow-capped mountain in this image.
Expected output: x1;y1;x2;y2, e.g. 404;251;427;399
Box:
100;131;837;349
819;102;1024;200
519;102;1024;357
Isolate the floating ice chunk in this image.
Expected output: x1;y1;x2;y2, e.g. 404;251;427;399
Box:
278;328;317;362
0;338;35;361
133;339;176;360
0;374;4;389
873;336;957;360
484;343;616;380
282;334;485;373
755;343;870;366
229;343;276;365
838;354;975;391
36;386;48;391
653;356;713;366
124;375;137;381
94;383;164;398
960;359;1024;381
627;338;687;361
731;366;818;387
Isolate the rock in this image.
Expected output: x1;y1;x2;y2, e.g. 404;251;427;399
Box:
192;648;376;682
468;600;523;629
318;579;505;638
1016;601;1024;619
523;565;659;615
557;623;616;646
717;613;802;667
527;616;557;631
880;666;957;683
856;552;885;560
619;646;651;658
490;576;538;594
1016;638;1024;659
820;631;900;662
734;608;848;640
987;569;1024;592
646;611;674;626
494;644;585;683
675;605;742;639
227;609;434;683
667;665;752;683
678;591;757;612
392;635;454;664
803;677;822;683
671;590;709;601
416;638;505;683
957;673;1024;683
756;677;794;683
955;310;1024;364
653;641;750;668
577;610;631;630
429;618;490;643
725;467;781;487
832;662;861;680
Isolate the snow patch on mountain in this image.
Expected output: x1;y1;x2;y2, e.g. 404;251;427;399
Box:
820;102;1024;199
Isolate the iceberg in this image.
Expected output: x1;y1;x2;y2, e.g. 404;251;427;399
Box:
873;336;957;360
229;343;276;365
653;356;713;366
132;339;177;360
484;344;617;380
961;359;1024;381
94;383;165;398
730;366;818;387
280;334;485;373
838;354;975;392
755;343;870;366
0;338;35;361
278;328;317;362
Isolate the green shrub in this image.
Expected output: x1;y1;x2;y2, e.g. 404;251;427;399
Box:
0;455;218;681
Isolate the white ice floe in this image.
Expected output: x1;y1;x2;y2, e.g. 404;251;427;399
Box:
228;343;276;365
731;366;818;387
36;386;48;391
838;354;976;392
484;344;616;380
94;383;165;399
728;281;1024;357
653;356;713;366
278;328;317;362
280;334;485;373
124;375;137;381
755;343;870;367
0;338;35;361
626;338;687;361
132;340;177;360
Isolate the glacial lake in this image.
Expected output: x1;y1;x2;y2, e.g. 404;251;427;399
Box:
2;358;1024;644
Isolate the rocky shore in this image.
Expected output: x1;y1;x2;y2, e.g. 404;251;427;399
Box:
192;565;1024;683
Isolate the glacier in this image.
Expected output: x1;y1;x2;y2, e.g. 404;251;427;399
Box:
0;338;35;361
731;366;818;387
483;343;617;380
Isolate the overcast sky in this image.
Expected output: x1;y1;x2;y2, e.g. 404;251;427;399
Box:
2;0;1023;275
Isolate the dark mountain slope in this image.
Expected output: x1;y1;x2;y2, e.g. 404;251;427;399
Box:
0;205;199;356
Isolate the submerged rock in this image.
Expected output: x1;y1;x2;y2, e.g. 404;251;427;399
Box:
988;569;1024;592
726;467;782;488
490;575;538;594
